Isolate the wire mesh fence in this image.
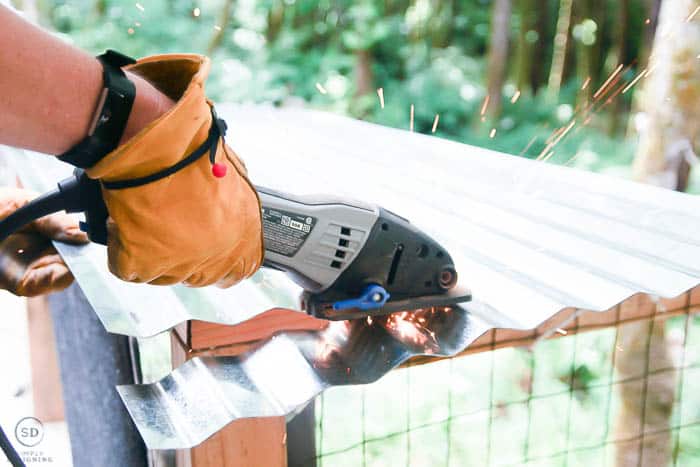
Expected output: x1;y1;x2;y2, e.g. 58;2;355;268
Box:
313;295;700;467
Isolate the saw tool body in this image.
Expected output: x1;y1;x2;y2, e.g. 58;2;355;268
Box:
0;170;471;319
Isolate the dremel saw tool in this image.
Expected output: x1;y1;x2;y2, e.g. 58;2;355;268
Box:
0;169;470;320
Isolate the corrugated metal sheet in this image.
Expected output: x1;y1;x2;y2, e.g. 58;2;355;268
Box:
5;104;700;449
118;307;484;449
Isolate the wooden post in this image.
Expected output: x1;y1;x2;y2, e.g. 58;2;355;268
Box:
26;295;65;422
172;310;327;467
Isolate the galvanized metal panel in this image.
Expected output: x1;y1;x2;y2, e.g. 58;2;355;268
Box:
118;306;488;449
4;104;700;449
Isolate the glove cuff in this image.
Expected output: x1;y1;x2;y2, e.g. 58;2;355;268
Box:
85;54;213;182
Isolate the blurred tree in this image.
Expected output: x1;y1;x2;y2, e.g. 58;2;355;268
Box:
619;2;700;467
266;0;285;43
429;0;455;48
530;0;552;92
208;0;235;54
609;0;630;134
514;0;536;95
633;0;700;189
572;0;597;104
485;0;512;118
548;0;573;98
342;2;391;114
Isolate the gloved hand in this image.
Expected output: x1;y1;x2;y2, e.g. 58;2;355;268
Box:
86;54;264;287
0;188;88;296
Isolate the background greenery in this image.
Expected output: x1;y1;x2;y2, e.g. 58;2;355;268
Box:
24;0;662;178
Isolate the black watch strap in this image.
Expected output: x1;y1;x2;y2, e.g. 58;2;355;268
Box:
58;50;137;168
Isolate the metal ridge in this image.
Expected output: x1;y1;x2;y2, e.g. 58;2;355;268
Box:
117;304;489;449
6;103;700;337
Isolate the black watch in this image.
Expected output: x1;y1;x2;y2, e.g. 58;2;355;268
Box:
57;50;137;168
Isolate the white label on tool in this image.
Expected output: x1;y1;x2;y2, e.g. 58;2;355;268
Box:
262;208;317;257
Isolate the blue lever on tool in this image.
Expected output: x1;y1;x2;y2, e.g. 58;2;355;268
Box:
332;284;391;311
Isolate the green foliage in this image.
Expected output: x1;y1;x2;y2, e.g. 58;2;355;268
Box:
38;0;640;175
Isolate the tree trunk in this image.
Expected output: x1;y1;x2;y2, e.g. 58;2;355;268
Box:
632;0;700;188
609;0;630;135
588;0;606;92
93;0;108;19
530;0;550;93
515;0;536;95
207;0;235;55
574;0;594;105
614;320;676;467
266;0;285;44
548;0;573;98
354;49;374;98
430;0;455;48
485;0;512;119
619;2;700;466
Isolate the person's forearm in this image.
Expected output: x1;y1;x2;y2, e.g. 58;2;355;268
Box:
0;6;174;155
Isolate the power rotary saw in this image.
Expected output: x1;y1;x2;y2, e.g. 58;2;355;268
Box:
0;170;471;320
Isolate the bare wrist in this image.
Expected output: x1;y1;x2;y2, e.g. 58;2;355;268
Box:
119;72;175;145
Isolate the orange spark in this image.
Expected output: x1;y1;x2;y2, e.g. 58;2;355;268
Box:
480;95;490;116
599;80;629;110
644;18;651;25
315;82;327;94
593;64;624;99
431;114;440;133
545;126;565;145
540;151;554;162
510;90;521;104
538;120;576;160
645;63;658;77
410;104;415;132
127;27;135;34
519;135;539;156
563;153;582;166
380;309;441;350
377;88;385;109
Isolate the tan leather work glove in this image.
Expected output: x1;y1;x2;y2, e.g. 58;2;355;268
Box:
86;54;264;287
0;188;88;296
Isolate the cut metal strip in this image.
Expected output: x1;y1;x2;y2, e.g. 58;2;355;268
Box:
118;305;488;449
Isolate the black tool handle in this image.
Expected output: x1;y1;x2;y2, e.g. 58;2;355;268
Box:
0;169;108;245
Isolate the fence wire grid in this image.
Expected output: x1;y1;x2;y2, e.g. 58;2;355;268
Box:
311;294;700;467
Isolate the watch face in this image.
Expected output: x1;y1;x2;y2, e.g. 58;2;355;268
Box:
88;88;110;136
